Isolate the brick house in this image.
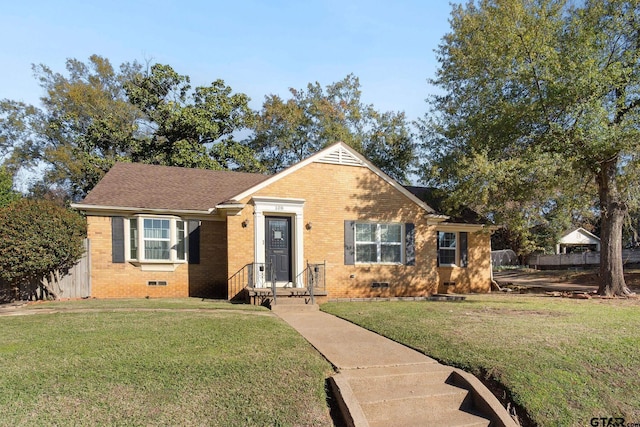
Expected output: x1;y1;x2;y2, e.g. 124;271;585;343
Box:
72;142;494;301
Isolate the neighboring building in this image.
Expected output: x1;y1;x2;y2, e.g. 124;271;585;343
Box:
71;142;494;301
556;227;601;254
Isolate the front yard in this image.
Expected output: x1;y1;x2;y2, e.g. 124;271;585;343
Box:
323;295;640;427
0;299;334;426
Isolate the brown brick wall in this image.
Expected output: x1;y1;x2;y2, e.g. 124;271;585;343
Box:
87;161;491;300
188;220;228;298
87;216;227;299
436;230;492;294
228;162;491;298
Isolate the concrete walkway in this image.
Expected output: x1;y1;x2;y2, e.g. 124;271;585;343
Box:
275;307;517;427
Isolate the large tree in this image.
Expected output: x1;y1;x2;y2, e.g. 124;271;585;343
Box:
124;63;261;172
1;56;261;200
248;74;415;182
5;55;144;198
422;0;640;296
0;166;20;207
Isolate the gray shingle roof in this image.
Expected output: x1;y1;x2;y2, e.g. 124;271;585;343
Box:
80;163;269;211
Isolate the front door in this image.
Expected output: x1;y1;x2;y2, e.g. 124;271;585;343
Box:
265;217;292;283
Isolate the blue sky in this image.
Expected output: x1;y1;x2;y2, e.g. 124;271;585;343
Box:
1;0;456;123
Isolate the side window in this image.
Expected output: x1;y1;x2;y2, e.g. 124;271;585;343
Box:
438;232;457;266
437;231;469;268
354;223;403;264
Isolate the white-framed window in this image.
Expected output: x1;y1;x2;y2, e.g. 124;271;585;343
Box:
126;216;187;263
437;231;468;267
355;223;403;264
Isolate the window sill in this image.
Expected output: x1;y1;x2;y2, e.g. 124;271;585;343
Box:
128;261;186;272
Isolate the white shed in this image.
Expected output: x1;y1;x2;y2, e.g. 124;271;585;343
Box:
556;227;601;254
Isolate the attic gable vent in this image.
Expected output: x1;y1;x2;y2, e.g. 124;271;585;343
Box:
316;145;364;167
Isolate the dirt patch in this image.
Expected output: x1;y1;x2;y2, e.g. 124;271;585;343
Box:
494;269;640;294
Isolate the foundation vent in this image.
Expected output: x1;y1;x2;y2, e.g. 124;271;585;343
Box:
148;280;168;286
371;282;389;288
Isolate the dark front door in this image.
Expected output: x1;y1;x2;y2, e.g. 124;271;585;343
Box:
266;217;292;283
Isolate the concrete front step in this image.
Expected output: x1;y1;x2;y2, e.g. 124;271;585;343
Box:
341;363;450;379
270;303;319;313
342;364;491;427
352;381;471;409
272;296;311;304
366;407;490;427
362;393;489;427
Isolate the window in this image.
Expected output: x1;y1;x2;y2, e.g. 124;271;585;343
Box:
355;223;403;264
438;231;468;267
438;232;456;265
125;216;188;263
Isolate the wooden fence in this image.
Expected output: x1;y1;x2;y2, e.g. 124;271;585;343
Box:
527;249;640;269
42;239;91;299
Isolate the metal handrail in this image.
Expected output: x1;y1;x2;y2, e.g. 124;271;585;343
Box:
269;262;276;305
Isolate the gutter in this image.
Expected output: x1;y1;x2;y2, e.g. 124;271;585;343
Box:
70;203;215;216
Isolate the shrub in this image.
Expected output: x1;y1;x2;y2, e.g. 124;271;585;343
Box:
0;199;86;299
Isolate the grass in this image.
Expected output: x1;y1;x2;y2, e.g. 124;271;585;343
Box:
322;295;640;427
0;299;333;426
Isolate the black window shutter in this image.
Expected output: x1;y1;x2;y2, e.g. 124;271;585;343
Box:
460;232;468;268
344;220;355;265
188;220;201;264
405;223;415;266
436;231;440;267
111;217;125;263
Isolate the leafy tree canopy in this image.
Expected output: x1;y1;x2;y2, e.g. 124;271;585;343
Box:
0;199;86;298
1;55;261;200
422;0;640;295
0;166;20;207
248;74;415;182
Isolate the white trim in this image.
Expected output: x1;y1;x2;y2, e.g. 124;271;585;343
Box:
124;215;188;265
253;197;305;288
71;203;214;216
230;142;444;217
214;203;246;216
435;223;495;232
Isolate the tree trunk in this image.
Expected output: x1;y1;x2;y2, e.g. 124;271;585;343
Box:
597;159;633;296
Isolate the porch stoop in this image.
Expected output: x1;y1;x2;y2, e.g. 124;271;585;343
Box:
248;287;328;306
270;297;320;313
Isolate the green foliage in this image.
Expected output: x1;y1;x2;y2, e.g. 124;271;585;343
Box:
0;166;20;207
0;55;144;199
0;199;86;295
0;303;333;426
323;297;640;426
248;74;415;182
125;63;262;172
422;1;640;289
1;56;262;200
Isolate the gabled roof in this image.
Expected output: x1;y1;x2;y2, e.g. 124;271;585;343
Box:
75;163;269;213
559;227;601;243
230;142;443;217
72;143;448;219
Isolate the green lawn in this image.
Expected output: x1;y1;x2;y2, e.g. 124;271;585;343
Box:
0;299;333;426
322;295;640;427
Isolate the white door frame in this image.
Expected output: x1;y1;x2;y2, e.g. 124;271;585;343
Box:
252;197;305;288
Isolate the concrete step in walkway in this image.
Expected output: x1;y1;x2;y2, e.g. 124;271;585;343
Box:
276;310;517;427
270;295;319;313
